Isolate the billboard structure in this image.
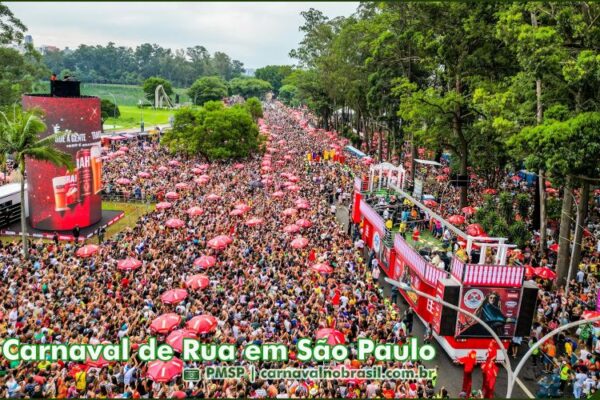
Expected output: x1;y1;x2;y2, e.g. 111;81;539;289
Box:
22;93;103;231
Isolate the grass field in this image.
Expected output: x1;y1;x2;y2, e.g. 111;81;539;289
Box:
33;82;190;106
103;105;174;129
102;201;154;239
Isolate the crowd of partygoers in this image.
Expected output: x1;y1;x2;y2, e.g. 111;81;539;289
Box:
1;100;599;399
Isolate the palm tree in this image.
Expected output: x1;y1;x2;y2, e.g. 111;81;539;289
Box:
0;106;73;256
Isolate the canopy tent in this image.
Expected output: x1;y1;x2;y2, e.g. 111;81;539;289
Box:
344;145;367;159
414;159;442;167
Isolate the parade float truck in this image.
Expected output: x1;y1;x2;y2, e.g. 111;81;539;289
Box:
352;163;538;361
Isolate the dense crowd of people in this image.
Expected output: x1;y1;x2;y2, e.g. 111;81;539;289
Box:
0;103;454;398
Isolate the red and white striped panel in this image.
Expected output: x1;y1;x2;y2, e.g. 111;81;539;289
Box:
424;264;446;284
360;200;385;234
451;257;465;280
463;264;524;287
354;177;362;191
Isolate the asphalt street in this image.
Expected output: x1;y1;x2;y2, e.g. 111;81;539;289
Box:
334;204;540;398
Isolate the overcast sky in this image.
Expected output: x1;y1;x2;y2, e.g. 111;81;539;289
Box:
7;2;359;68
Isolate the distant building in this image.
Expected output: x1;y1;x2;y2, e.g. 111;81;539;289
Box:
38;45;60;55
24;35;33;45
243;68;255;77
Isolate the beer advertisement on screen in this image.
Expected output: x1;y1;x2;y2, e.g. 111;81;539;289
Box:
23;96;103;231
456;286;521;338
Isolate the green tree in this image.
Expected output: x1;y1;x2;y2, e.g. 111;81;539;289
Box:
0;2;26;44
142;77;173;106
255;65;293;94
162;105;262;161
278;84;298;106
0;47;49;106
188;76;228;106
0;107;73;256
100;98;120;122
244;97;263;122
229;77;272;99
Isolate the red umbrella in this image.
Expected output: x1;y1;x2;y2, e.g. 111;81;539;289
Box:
283;224;301;234
296;219;313;228
462;206;476;215
291;237;309;249
193;255;216;269
119;146;129;152
191;167;202;174
287;175;299;183
234;203;251;211
466;223;485;237
546;188;558;195
296;202;310;210
282;208;298;217
116;178;132;185
175;182;189;190
524;265;535;279
206;193;222;201
447;215;465;225
548;243;559;252
186;315;218;334
315;328;345;345
76;244;99;258
207;235;232;250
138;171;151;178
361;157;374;166
511;175;522;182
582;311;600;320
311;263;333;274
194;178;209;186
172;391;187;399
150;313;181;334
423;199;438;207
166;329;198;353
272;191;285;198
229;209;244;216
245;217;264;227
287;184;301;192
156;202;172;210
165;218;185;229
161;289;188;305
117;258;142;271
158;166;169;172
534;267;556;280
186;206;204;217
147;358;184;382
483;188;497;195
436;175;448;182
185;274;209;290
85;355;110;369
165;191;179;200
234;163;244;169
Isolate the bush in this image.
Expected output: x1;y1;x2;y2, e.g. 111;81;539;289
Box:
100;98;120;121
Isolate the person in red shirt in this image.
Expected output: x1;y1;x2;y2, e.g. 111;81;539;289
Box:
457;350;478;394
481;358;499;399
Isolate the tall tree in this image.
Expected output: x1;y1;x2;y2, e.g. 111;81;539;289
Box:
0;108;73;256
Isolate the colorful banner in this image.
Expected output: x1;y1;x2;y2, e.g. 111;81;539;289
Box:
23;95;103;230
456;286;521;338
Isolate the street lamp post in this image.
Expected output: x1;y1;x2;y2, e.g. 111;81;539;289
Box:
385;278;515;398
506;316;600;398
108;92;117;130
138;100;145;133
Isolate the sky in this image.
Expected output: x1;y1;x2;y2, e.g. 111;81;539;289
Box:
7;2;359;69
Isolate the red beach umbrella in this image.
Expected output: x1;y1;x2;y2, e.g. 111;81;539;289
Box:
185;274;209;290
117;258;142;271
76;245;99;258
147;358;184;382
315;328;345;345
165;218;185;229
166;329;197;353
193;255;216;269
160;289;188;305
186;315;217;334
150;313;181;334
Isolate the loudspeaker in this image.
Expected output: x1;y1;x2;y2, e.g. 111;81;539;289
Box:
438;279;460;336
514;281;539;337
